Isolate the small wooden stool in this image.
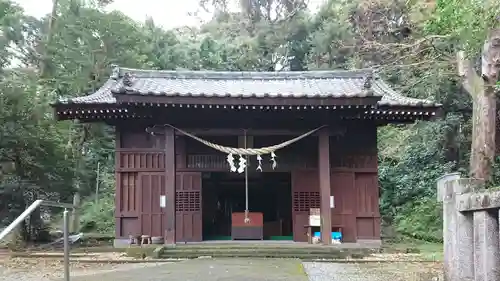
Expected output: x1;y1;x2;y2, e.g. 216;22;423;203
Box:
141;235;152;245
128;235;140;246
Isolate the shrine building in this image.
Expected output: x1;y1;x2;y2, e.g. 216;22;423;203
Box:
52;66;441;246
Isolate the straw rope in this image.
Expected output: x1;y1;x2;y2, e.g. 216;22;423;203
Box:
161;124;326;155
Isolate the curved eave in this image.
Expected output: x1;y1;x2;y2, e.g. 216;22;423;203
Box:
53;101;440;124
52;102;126;121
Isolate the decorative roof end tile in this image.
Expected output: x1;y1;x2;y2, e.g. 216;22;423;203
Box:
363;72;373;89
122;72;135;87
110;64;120;80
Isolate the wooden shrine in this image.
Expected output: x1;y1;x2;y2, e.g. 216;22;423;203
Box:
52;66;441;246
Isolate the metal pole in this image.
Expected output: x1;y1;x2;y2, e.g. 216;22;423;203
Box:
0;200;43;241
0;200;74;241
95;162;100;204
63;209;70;281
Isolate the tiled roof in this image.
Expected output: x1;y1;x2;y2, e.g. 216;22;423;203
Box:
55;67;441;108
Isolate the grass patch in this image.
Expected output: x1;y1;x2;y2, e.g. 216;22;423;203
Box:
382;239;443;261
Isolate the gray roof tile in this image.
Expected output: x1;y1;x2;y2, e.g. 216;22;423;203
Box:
55;67;441;108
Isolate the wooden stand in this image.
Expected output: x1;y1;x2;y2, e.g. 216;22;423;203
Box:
231;212;263;240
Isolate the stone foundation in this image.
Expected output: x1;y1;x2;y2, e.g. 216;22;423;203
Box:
113;238;382;249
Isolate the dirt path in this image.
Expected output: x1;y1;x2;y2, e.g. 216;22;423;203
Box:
0;257;442;281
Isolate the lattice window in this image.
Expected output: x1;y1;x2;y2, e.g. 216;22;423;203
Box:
293;191;320;212
175;191;201;212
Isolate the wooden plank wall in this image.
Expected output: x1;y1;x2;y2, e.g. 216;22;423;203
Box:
330;124;380;241
175;172;202;242
115;128;168;239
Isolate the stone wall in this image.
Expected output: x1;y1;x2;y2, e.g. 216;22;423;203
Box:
437;174;500;281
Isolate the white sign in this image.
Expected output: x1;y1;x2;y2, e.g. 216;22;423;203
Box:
309;215;321;226
330;196;335;208
160;195;166;208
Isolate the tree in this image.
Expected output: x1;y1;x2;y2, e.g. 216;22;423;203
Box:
0;0;492;242
425;0;500;182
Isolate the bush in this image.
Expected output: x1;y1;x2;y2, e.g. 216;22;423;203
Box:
378;116;461;242
393;197;443;242
79;194;114;234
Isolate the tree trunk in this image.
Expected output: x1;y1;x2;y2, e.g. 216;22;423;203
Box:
472;84;496;182
458;29;500;182
39;0;59;79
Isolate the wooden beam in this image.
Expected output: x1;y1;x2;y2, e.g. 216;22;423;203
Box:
318;128;332;245
177;128;326;136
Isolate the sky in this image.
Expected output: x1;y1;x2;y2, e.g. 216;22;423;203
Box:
15;0;211;29
14;0;325;29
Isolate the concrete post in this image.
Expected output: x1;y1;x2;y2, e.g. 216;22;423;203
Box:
473;209;500;281
437;173;462;281
438;174;476;281
437;172;461;202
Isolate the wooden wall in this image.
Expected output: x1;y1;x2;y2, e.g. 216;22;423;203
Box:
114;123;380;242
290;124;380;242
330;124;380;242
114;127;167;239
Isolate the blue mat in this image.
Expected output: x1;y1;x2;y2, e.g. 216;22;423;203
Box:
313;231;342;240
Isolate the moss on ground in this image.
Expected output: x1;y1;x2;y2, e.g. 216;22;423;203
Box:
382;240;443;261
125;246;158;258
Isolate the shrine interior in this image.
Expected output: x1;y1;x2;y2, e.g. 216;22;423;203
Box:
202;172;293;240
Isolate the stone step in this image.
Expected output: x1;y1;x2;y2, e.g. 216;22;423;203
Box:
166;244;377;252
157;247;372;259
0;248;10;260
159;251;360;259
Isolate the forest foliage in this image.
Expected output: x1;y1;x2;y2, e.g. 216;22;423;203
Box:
1;0;499;242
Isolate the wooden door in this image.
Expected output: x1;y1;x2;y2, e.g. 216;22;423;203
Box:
331;171;357;242
291;170;320;242
138;172;166;237
354;172;380;240
175;172;202;242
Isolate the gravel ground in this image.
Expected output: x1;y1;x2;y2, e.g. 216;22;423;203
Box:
0;258;170;281
302;261;442;281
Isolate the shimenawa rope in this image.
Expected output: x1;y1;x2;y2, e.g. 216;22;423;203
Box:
156;124;326;155
148;124;326;224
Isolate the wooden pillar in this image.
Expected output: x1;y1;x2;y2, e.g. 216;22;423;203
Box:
165;127;176;245
318;128;332;245
114;129;122;239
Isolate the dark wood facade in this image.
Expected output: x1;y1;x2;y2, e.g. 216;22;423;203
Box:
52;67;441;245
113;121;380;243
